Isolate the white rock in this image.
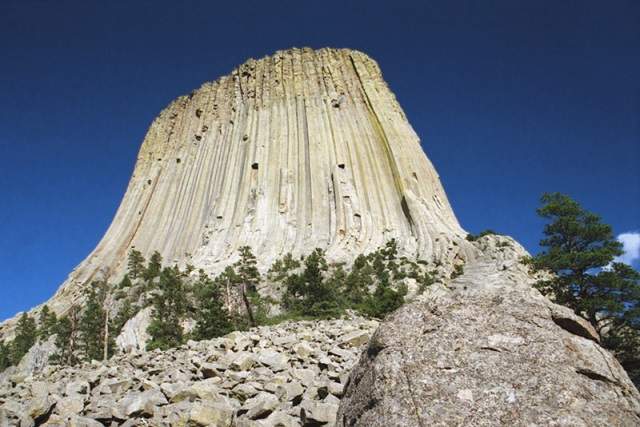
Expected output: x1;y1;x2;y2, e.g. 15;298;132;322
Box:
258;350;289;371
115;307;152;353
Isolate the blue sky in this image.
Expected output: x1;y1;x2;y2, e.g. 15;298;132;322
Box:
0;0;638;320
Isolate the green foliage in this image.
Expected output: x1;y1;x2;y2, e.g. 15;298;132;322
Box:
236;247;260;288
79;282;114;361
143;251;163;283
0;341;11;371
528;192;640;385
359;240;408;318
147;266;187;351
234;246;261;326
38;305;57;339
118;274;133;289
281;240;418;320
192;270;233;340
11;312;37;363
528;193;627;324
343;255;374;306
284;249;342;317
466;229;499;241
268;253;301;281
49;308;80;366
40;240;437;361
361;280;407;318
127;249;146;279
602;317;640;386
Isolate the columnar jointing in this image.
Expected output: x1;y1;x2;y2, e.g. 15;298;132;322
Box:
44;48;468;314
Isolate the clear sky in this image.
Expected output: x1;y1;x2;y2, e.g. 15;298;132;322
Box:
1;1;638;320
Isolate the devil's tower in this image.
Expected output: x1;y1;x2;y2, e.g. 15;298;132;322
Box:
35;47;474;316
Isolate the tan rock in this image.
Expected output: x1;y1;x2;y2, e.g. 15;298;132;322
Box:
339;330;370;347
1;47;473;332
189;401;234;426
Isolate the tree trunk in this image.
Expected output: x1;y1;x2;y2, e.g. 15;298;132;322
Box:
103;310;109;361
68;307;78;365
241;283;256;327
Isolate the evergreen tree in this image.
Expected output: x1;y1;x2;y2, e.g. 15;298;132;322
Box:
147;266;187;351
127;249;146;279
528;193;634;327
143;251;163;283
284;249;341;317
528;193;640;385
193;270;232;340
361;242;407;318
118;274;133;289
269;253;301;281
362;280;406;318
0;341;11;370
11;312;37;363
38;305;57;339
344;255;374;306
79;284;111;361
235;246;260;326
50;307;80;366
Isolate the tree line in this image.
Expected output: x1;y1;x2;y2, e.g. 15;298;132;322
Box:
1;240;427;369
3;192;637;388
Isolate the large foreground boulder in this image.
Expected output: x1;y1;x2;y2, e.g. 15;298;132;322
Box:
337;239;640;426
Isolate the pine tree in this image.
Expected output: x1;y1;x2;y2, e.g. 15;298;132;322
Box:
284;249;341;317
359;243;407;318
344;255;374;306
127;249;146;279
147;266;187;350
118;274;133;289
0;341;12;370
528;193;636;327
38;305;57;339
363;280;406;318
79;284;109;361
235;246;260;326
269;253;301;281
528;193;640;385
50;307;80;366
143;251;163;283
11;312;37;363
302;249;333;315
193;270;232;340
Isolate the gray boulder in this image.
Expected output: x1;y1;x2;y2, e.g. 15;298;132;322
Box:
337;245;640;426
114;388;168;418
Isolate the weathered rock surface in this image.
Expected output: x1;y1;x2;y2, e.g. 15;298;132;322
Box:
1;47;477;334
0;335;57;387
0;314;377;426
337;236;640;426
115;306;152;353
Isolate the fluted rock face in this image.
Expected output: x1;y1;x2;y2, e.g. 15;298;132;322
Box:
17;47;472;319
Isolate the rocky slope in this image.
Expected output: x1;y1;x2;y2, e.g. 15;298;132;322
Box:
0;315;377;426
337;236;640;426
